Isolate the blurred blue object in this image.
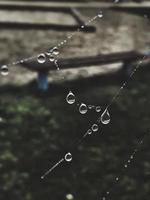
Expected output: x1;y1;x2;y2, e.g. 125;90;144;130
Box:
37;72;49;91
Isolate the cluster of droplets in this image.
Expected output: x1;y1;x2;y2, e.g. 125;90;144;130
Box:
66;91;104;115
37;47;60;70
0;65;9;76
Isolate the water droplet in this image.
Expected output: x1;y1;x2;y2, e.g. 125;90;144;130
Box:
66;91;75;105
41;176;44;179
1;65;9;76
66;194;74;200
98;12;103;18
37;53;46;64
96;106;101;112
115;177;119;181
81;25;84;29
130;155;134;159
102;197;106;200
101;109;110;125
92;124;99;132
49;55;55;62
128;160;131;163
106;191;110;195
87;129;92;135
79;103;88;115
124;164;128;168
88;105;93;109
65;152;72;162
52;47;59;55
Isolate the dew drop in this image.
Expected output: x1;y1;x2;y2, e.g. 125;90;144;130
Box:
115;177;119;181
66;194;74;200
49;55;55;62
66;91;75;105
98;12;103;18
128;160;131;163
96;106;101;112
92;124;99;132
79;103;88;115
52;47;59;55
101;109;110;125
87;129;92;135
37;53;46;64
65;152;72;162
124;164;128;168
88;105;93;109
130;155;134;159
1;65;9;76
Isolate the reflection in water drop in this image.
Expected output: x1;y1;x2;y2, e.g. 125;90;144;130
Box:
101;109;110;125
65;152;72;162
66;91;75;104
92;124;99;132
79;103;88;114
1;65;9;76
96;106;101;112
37;53;46;64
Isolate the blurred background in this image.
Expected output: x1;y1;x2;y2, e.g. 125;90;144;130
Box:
0;0;150;200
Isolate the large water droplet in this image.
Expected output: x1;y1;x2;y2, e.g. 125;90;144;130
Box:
1;65;9;76
65;152;72;162
92;124;99;132
37;53;46;64
52;47;59;55
66;91;75;104
101;109;110;125
79;103;88;115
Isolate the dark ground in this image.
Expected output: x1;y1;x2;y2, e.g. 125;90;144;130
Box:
0;3;150;200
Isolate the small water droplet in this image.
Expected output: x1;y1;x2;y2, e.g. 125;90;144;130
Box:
52;47;59;55
130;155;134;159
65;153;72;162
79;103;88;115
41;176;44;179
98;12;103;18
49;55;55;62
92;124;99;132
128;160;131;163
87;129;92;135
66;91;75;104
66;194;74;200
96;106;101;112
102;197;106;200
1;65;9;76
106;191;110;195
101;109;110;125
81;25;84;29
124;164;128;168
115;177;119;181
88;105;93;109
37;53;46;64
